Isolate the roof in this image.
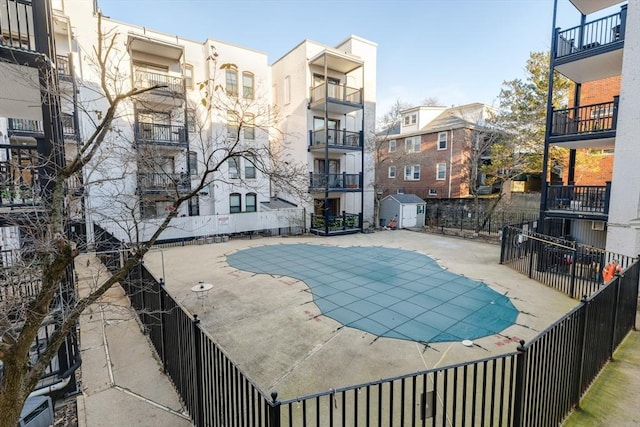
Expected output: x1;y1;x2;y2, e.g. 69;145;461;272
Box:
260;197;298;210
384;193;425;204
420;103;490;133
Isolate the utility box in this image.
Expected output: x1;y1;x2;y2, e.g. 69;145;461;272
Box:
19;395;54;427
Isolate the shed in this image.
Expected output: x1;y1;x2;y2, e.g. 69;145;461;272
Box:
379;194;426;229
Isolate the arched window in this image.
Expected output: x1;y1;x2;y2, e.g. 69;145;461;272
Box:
246;193;257;212
242;71;254;99
225;68;238;96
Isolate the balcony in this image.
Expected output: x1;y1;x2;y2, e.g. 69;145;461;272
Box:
133;70;184;106
310;212;362;236
0;0;36;52
134;122;187;148
309;129;362;152
309;172;362;192
7;117;75;138
545;183;610;220
309;82;363;114
549;98;618;147
137;172;190;193
56;55;72;80
554;6;626;82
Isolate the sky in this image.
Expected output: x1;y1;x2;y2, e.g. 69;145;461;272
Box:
96;0;580;117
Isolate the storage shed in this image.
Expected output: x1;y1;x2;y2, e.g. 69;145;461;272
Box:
379;194;426;229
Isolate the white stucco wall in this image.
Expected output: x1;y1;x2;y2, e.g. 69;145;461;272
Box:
606;0;640;257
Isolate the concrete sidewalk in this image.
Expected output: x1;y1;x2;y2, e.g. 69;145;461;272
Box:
75;253;191;427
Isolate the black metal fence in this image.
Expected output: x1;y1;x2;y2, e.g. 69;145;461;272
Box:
94;224;639;427
500;224;635;299
426;206;539;237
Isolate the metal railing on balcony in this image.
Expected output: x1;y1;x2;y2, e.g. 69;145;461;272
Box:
56;54;71;79
555;7;626;59
8;116;75;136
309;129;362;149
135;122;186;145
138;172;190;192
310;211;361;234
551;98;618;137
134;69;184;96
0;0;35;51
310;82;362;105
546;183;611;214
309;172;361;190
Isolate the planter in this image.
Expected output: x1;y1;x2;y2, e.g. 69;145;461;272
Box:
222;235;229;242
214;236;222;243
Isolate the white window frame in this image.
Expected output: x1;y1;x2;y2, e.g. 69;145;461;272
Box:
438;132;447;150
405;137;420;153
429;188;438;196
403;114;417;126
388;165;396;178
436;163;446;180
404;165;420;181
388;139;396;153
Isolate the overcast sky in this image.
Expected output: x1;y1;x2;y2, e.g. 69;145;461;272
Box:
97;0;590;116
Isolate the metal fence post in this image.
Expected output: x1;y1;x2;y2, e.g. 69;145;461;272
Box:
159;278;167;371
609;274;622;359
499;226;507;264
569;247;577;298
512;340;527;427
193;315;204;427
268;391;281;427
574;296;589;407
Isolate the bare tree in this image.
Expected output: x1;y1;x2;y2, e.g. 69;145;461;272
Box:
0;14;305;426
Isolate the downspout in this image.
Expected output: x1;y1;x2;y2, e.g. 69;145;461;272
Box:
323;55;329;235
448;128;453;198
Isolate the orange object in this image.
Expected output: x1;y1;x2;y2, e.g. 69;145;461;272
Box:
602;261;622;282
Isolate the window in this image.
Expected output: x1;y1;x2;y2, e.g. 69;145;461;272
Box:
388;165;396;178
184;64;194;90
225;68;238;96
228;157;240;179
244;113;255;140
436;163;446;180
244;157;256;179
246;193;257;212
403;114;416;125
242;72;254;99
405;137;420;153
188;151;198;175
229;193;241;213
189;196;200;216
428;188;438;196
227;110;239;140
388;139;396;153
438;132;447;150
404;165;420;181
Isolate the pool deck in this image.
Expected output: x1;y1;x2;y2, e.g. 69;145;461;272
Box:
143;230;578;400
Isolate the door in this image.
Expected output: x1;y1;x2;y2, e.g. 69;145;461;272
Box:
401;204;418;228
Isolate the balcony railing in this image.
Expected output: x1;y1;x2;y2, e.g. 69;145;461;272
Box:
134;70;184;97
309;129;362;149
310;82;362;105
8;116;75;136
550;98;618;138
0;0;36;51
56;54;71;79
546;183;611;215
555;7;626;59
135;122;186;145
138;172;190;192
309;172;361;191
310;212;361;235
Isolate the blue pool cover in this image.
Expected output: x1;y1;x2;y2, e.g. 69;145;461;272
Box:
227;244;519;343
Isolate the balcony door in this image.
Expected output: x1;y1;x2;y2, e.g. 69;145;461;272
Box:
313;74;341;99
313;117;339;144
315;159;340;187
138;111;171;141
314;198;340;217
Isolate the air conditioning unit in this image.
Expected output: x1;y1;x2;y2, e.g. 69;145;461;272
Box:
592;221;606;231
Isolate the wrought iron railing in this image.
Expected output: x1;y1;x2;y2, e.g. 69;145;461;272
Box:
309;129;362;148
555;6;626;59
138;172;190;192
551;98;619;137
310;82;362;105
546;183;611;214
135;122;187;145
134;69;185;96
7;116;75;136
310;212;361;234
56;54;71;79
0;0;35;51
